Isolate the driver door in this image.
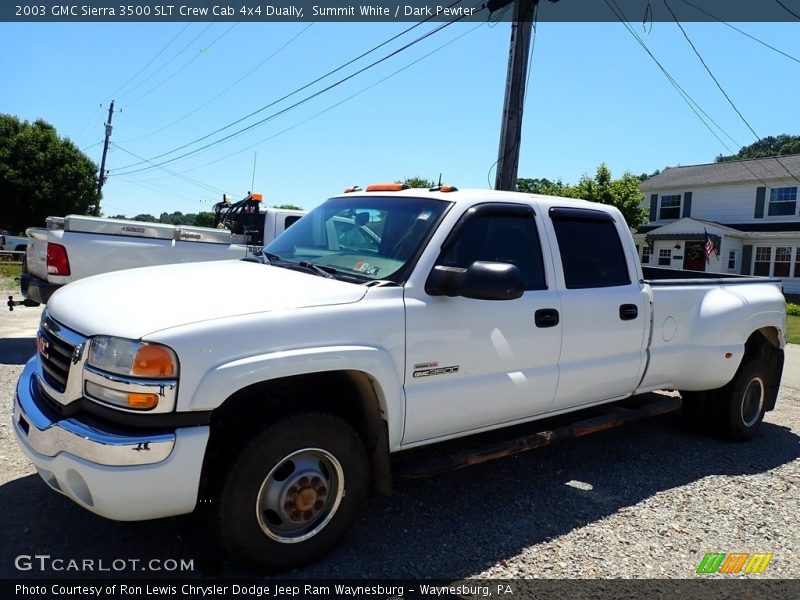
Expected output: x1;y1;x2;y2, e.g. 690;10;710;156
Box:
403;203;562;444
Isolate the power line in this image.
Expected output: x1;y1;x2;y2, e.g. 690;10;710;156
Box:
119;22;316;144
661;0;800;186
112;143;234;196
773;0;800;20
109;22;193;99
113;0;467;172
124;21;240;108
676;0;800;66
603;0;777;189
116;21;217;102
113;3;478;177
175;21;487;176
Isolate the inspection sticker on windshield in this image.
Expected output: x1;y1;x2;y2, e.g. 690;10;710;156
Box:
353;261;380;276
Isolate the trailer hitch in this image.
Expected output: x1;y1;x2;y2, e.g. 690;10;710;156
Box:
7;296;39;311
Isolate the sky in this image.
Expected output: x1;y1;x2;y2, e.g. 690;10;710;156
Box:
1;10;799;218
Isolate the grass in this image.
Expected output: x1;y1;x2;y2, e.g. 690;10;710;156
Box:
0;262;22;293
787;315;800;345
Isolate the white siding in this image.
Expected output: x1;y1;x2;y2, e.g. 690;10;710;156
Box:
642;179;800;226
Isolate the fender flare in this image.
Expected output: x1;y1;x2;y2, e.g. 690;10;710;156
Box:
188;345;405;448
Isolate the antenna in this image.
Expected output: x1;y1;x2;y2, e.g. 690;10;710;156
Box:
250;152;258;192
437;173;442;186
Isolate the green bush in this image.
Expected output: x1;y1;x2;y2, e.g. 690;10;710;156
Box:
788;303;800;316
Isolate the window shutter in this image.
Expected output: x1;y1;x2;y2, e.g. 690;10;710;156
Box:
649;194;658;222
741;244;753;275
754;187;766;219
682;192;692;218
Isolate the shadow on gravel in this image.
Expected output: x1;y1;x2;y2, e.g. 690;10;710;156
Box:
0;338;35;365
1;397;798;579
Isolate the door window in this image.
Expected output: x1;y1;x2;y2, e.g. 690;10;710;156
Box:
550;211;631;288
438;211;546;290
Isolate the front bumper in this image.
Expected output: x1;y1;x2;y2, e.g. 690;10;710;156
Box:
13;357;209;521
20;273;60;304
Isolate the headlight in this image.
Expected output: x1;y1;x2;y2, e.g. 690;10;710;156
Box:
88;336;178;378
85;337;179;412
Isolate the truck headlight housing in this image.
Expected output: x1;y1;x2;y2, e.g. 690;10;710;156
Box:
84;337;179;412
88;337;178;378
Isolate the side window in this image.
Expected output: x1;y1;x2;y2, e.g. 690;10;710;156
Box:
438;213;546;290
284;215;302;230
550;212;631;289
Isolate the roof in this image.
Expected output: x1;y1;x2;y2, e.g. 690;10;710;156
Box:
640;154;800;191
333;187;595;209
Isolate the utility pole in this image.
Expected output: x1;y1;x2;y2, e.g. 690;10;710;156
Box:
96;100;115;199
494;0;537;191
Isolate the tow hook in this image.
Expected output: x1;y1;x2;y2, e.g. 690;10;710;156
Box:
7;296;39;311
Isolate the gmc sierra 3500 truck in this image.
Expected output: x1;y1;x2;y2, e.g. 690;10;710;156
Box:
13;186;786;570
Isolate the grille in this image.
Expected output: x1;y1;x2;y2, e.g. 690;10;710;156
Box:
39;323;75;393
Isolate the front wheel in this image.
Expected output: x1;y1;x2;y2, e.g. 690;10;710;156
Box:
216;413;368;571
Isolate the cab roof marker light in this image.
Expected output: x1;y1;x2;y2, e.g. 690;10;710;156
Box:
250;193;263;202
429;185;459;192
365;183;408;192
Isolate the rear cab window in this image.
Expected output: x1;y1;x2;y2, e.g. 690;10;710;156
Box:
548;207;631;289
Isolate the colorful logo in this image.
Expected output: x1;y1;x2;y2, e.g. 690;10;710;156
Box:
696;552;773;574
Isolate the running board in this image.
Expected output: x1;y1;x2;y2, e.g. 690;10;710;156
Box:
393;394;682;478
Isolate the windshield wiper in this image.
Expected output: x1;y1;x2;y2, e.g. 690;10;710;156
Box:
298;261;336;279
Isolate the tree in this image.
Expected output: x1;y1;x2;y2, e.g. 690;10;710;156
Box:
132;213;158;222
195;211;215;227
716;134;800;162
517;164;647;228
399;176;435;189
273;204;304;210
0;114;100;232
573;164;647;228
516;177;574;197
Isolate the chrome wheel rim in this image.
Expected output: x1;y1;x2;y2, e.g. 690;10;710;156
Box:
741;377;764;428
255;448;344;543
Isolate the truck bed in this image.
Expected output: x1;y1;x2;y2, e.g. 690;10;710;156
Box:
642;266;782;286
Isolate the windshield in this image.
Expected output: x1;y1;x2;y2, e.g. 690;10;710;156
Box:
265;195;449;282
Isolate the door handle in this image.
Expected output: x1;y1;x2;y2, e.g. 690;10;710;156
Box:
535;308;560;328
619;304;638;320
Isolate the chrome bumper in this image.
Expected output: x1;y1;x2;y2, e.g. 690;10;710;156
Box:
14;358;175;466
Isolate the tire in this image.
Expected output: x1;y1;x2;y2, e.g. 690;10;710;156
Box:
216;413;368;571
715;359;769;442
679;390;712;432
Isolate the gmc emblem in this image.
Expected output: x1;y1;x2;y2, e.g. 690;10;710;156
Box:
36;334;49;360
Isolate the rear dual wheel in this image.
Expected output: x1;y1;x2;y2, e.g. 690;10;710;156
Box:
681;358;769;442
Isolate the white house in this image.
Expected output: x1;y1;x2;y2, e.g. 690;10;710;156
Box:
636;154;800;298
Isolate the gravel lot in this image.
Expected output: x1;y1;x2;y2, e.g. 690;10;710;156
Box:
1;295;798;580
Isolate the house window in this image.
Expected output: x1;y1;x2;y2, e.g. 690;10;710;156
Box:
641;246;651;264
754;247;772;276
727;250;736;270
658;248;672;266
659;195;681;220
795;248;800;278
767;187;797;216
774;247;791;277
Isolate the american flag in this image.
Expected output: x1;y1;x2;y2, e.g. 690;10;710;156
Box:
703;229;715;264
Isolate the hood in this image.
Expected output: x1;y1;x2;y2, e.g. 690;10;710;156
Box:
47;260;368;339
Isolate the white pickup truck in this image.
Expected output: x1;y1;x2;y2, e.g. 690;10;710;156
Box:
0;231;28;252
13;186;786;571
19;200;304;304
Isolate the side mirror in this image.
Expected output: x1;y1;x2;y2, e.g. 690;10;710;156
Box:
426;261;524;301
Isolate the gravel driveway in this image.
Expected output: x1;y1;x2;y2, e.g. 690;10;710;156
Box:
1;298;798;580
